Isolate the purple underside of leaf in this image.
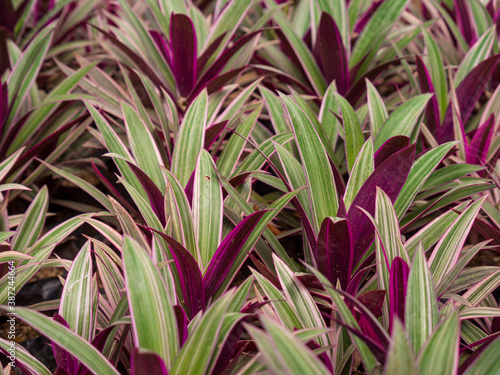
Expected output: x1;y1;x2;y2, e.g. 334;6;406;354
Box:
51;314;79;375
184;168;196;207
203;210;268;301
346;255;376;295
173;305;189;347
212;322;246;374
275;29;307;82
189;31;261;99
416;56;440;135
151;230;204;318
305;338;334;373
205;120;228;150
197;33;227;75
150;30;172;68
0;82;8;129
458;334;500;375
314;13;349;94
440;55;500;143
471;215;500;248
91;25;173;98
204;67;246;95
389;257;409;330
330;157;346;197
131;349;169;375
77;326;116;375
353;0;384;33
127;162;166;227
348;144;415;266
249;253;281;288
34;0;55;24
373;136;410;168
357;289;386;318
467;114;495;165
345;59;401;105
454;0;477;46
170;13;197;97
316;217;353;290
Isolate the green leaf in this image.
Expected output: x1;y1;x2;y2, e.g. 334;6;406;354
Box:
10;186;48;253
0;307;120;375
194;150;223;268
405;243;439;354
59;241;95;341
123;236;178;368
0;338;51;375
171;292;233;375
423;30;447;120
366;80;388;137
374;94;432;150
462;336;500;374
428;197;485;287
281;94;338;232
384;319;416;375
418;310;459;375
335;93;364;172
171;90;208;187
344;138;374;211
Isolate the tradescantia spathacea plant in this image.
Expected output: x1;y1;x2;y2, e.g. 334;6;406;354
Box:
1;0;500;374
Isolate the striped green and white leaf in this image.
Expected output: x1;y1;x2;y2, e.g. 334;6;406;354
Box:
171;90;208;187
281;94;338;232
344;138;374;211
193;150;223;269
417;310;459;375
10;186;48;253
384;319;416;375
366;80;388;137
335;93;364;172
0;337;51;375
59;241;96;341
319;83;340;151
0;307;120;375
171;292;233;375
423;30;447;119
122;236;178;369
428;197;485;287
374;94;432;150
274;255;330;349
405;243;438;354
248;316;331;375
462;335;500;375
461;270;500;309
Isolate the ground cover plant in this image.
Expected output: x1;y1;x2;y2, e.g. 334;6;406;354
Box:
1;0;500;373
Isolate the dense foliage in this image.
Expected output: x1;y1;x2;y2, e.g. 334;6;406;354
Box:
1;0;500;374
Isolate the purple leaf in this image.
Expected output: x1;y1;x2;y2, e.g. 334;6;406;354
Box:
127;162;166;227
54;368;71;375
204;121;228;150
203;210;268;300
467;114;495;165
34;0;55;24
458;334;500;374
151;230;204;318
150;30;172;67
0;80;8;130
389;257;409;330
316;217;353;289
440;55;500;143
416;56;440;135
170;14;197;97
314;13;349;94
204;67;246;95
51;314;79;375
348;144;415;266
190;31;261;98
131;349;169;375
374;136;410;168
249;253;281;289
76;326;116;375
174;305;189;347
330;156;346;197
197;33;227;74
184;168;196;207
357;289;386;318
471;215;500;248
454;0;477;46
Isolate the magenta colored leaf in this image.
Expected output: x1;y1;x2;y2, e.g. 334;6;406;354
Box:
467;114;495;165
249;253;281;288
131;349;169;375
373;136;409;168
389;257;409;330
314;13;349;94
173;305;189;347
170;14;197;97
150;30;172;67
471;215;500;248
127;162;166;226
440;55;500;143
416;56;440;135
34;0;55;24
348;144;415;266
337;196;347;218
0;82;8;130
77;326;116;375
203;210;268;300
184;168;196;207
454;0;477;46
197;33;227;74
152;230;204;318
353;0;384;33
54;368;71;375
330;157;346;197
191;31;261;97
204;121;228;150
51;314;79;375
204;67;246;95
316;217;353;289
